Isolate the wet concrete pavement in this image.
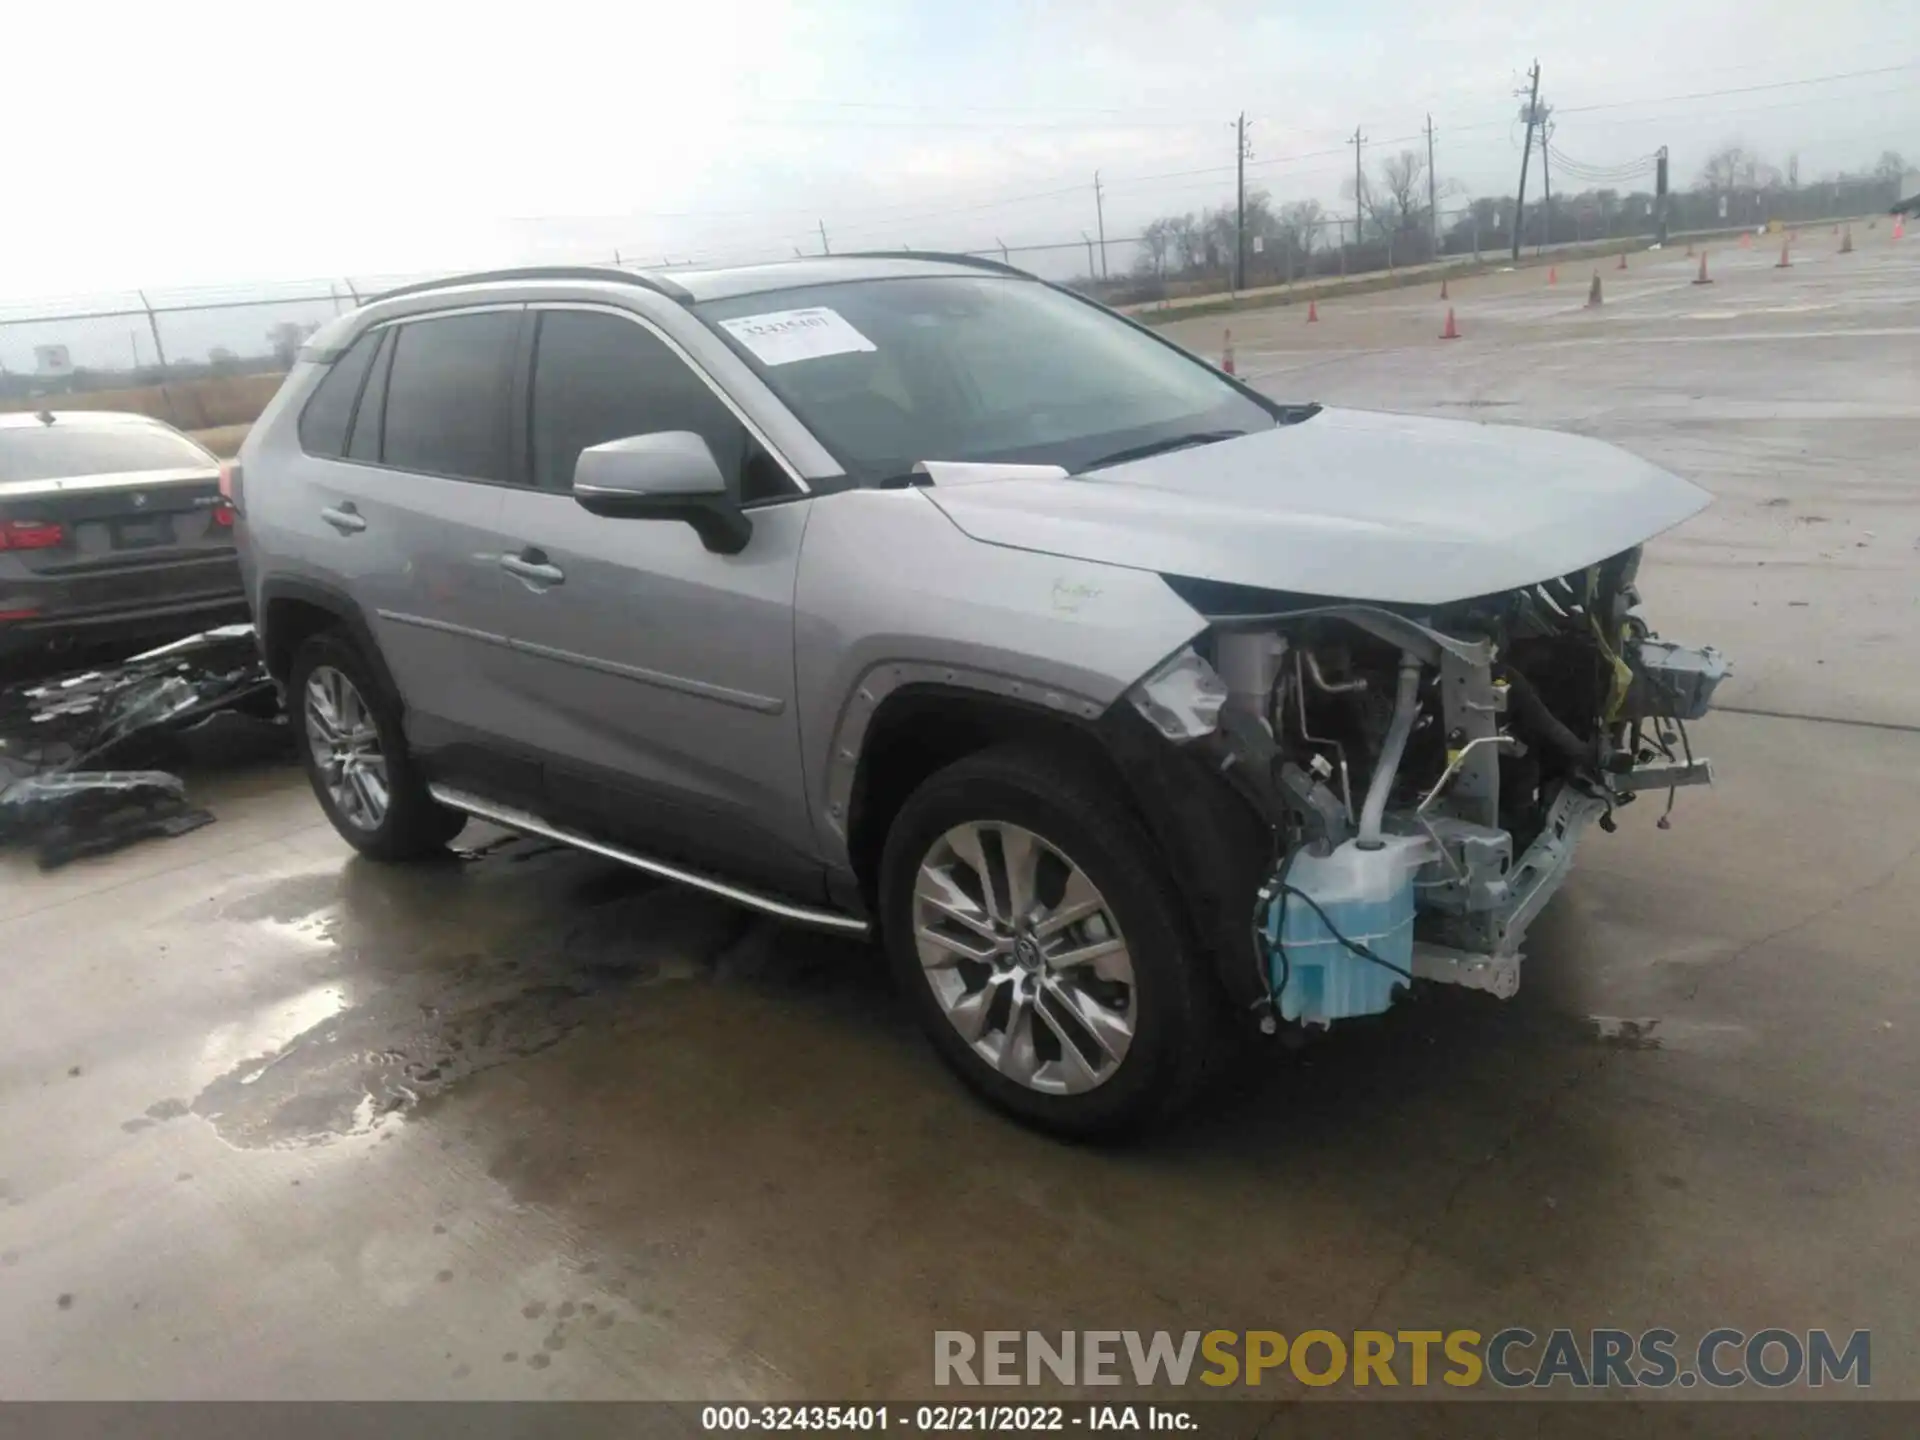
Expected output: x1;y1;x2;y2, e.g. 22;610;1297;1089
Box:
4;234;1918;1401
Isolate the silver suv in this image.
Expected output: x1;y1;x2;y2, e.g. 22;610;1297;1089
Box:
234;255;1725;1135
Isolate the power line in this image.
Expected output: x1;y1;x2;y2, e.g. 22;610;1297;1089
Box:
1553;61;1918;114
603;57;1916;271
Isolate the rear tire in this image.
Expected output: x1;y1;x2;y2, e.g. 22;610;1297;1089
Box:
289;630;464;861
878;743;1227;1139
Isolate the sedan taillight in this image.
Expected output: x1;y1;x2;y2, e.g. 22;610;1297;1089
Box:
0;518;66;551
218;460;245;517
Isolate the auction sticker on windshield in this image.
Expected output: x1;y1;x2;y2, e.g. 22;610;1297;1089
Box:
719;307;877;366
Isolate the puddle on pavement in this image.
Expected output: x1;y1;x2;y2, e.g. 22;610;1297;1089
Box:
187;861;799;1149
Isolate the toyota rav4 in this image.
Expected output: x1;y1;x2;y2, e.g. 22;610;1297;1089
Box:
233;254;1726;1136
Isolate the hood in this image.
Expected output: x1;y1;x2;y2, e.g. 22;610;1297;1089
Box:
921;407;1711;606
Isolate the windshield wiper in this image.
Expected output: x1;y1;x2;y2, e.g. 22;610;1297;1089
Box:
1081;430;1245;472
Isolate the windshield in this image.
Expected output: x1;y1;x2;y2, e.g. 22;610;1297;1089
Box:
0;423;214;484
697;275;1276;484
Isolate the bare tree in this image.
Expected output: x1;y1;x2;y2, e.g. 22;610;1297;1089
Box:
1374;149;1429;234
1166;213;1203;273
266;321;317;369
1875;151;1908;184
1137;218;1175;276
1339;171;1388;241
1277;199;1325;258
1697;143;1748;196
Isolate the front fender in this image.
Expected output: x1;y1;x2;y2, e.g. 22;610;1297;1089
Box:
794;487;1205;871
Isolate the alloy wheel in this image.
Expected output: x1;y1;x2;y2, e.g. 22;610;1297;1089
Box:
912;821;1136;1095
304;665;389;832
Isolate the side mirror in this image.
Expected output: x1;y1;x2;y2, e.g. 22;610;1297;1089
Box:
572;431;753;555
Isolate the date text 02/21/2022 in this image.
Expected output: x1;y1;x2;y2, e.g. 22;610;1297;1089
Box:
699;1404;1195;1431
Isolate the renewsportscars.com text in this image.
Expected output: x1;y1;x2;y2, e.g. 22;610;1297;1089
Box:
933;1328;1870;1390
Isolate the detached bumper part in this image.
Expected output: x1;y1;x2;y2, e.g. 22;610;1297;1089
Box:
1126;646;1228;741
1623;639;1730;721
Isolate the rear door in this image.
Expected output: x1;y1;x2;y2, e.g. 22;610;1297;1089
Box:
488;304;822;898
294;308;527;792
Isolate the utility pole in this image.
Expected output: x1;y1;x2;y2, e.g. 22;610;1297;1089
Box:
1234;113;1249;292
1539;111;1554;253
818;220;830;255
1425;113;1439;258
1093;171;1109;280
1349;126;1367;263
1655;145;1670;245
1512;59;1541;262
1083;231;1097;278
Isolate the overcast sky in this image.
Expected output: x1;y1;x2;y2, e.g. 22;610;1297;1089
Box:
5;0;1917;313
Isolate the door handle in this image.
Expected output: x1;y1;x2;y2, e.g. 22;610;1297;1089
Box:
320;504;367;535
501;550;565;587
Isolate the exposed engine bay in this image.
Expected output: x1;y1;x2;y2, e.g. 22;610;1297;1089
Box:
1128;547;1729;1028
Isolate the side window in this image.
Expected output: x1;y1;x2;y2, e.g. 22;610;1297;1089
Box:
380;311;520;482
296;329;381;458
529;310;789;502
345;328;395;462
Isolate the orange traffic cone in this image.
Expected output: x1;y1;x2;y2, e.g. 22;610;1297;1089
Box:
1616;250;1628;270
1306;300;1319;323
1586;272;1603;307
1833;225;1840;236
1896;219;1908;240
1740;231;1753;249
1439;276;1449;300
1685;242;1694;257
1692;252;1713;285
1221;328;1236;374
1775;240;1792;269
1547;265;1558;285
1439;306;1460;340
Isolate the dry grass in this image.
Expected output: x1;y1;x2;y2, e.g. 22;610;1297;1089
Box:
0;373;286;432
188;422;252;458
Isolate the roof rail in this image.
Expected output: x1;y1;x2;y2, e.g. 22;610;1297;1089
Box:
369;265;694;306
841;250;1033;279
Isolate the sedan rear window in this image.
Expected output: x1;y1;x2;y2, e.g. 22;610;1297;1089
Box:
0;424;214;483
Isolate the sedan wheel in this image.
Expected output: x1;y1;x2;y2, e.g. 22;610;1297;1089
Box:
912;820;1136;1096
303;664;389;833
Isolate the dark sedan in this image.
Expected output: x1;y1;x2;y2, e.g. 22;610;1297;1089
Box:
0;410;248;666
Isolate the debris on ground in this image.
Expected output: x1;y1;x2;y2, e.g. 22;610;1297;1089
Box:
0;626;286;869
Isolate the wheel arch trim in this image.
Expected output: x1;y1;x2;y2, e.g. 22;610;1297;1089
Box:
257;576;401;702
821;662;1111;860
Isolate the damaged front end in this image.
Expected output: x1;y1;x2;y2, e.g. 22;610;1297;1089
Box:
1125;550;1728;1029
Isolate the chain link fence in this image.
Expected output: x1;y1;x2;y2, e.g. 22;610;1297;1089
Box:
1;170;1901;448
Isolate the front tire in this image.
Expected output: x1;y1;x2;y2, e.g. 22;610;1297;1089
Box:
878;744;1226;1138
289;630;464;861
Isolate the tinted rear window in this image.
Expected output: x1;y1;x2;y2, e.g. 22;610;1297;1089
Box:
297;329;382;458
380;312;520;482
0;424;213;484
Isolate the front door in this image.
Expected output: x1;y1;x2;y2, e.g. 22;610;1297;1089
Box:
488;305;821;899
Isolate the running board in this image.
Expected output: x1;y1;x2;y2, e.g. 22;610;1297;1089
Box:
428;784;871;936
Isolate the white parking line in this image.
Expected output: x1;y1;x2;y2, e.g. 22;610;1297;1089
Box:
1535;326;1920;346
